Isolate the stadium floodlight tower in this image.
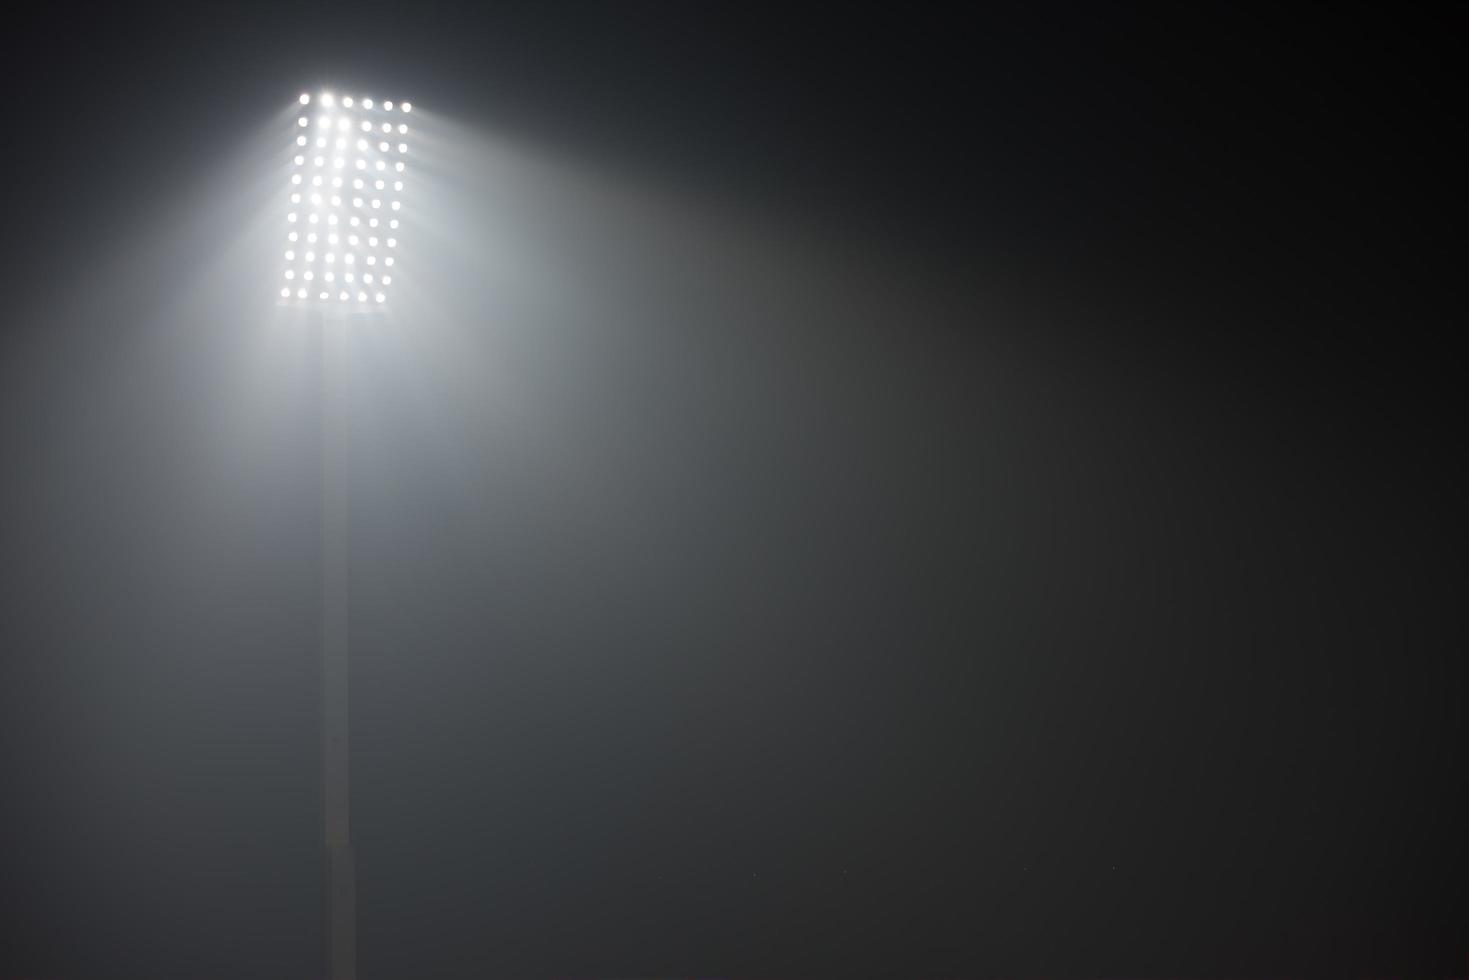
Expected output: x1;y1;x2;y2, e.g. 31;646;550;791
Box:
280;88;414;980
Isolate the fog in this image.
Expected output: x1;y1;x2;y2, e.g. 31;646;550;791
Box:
2;7;1464;977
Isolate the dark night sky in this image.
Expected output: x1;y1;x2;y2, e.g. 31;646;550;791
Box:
1;3;1463;977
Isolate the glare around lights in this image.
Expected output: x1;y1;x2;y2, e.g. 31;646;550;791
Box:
299;93;311;105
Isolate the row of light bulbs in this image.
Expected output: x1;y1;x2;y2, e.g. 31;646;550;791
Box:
300;117;409;136
300;93;410;113
282;287;389;304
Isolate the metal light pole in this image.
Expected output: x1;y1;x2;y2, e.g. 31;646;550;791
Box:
321;313;355;980
283;88;411;979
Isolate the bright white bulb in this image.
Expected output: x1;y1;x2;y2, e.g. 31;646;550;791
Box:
317;116;331;128
359;292;368;302
350;216;361;227
376;292;386;303
341;291;350;301
375;161;386;171
361;121;371;132
310;194;322;206
282;287;292;297
357;139;368;150
398;124;407;134
293;154;304;165
287;212;298;222
395;162;404;172
313;156;324;167
308;213;319;224
332;176;343;188
398;143;407;153
331;195;341;206
382;275;392;285
320;93;334;108
297;135;307;146
288;231;299;242
384;101;394;111
362;98;373;110
298;288;308;298
356;159;366;170
284;269;295;279
284;250;295;260
307;232;318;243
342;96;354;108
325;271;335;281
384;257;394;266
304;251;315;262
298;117;308;127
386;238;396;248
327;215;338;225
382;123;391;133
401;102;411;113
393;181;403;191
304;270;314;281
311;175;323;186
353;197;363;208
390;201;401;211
299;94;311;105
368;218;379;228
320;292;329;300
290;193;301;204
379;141;389;152
366;256;376;266
328;233;339;244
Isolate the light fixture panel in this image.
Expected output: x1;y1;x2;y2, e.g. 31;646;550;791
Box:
279;90;412;308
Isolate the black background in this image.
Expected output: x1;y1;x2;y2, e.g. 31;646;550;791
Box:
1;3;1463;977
